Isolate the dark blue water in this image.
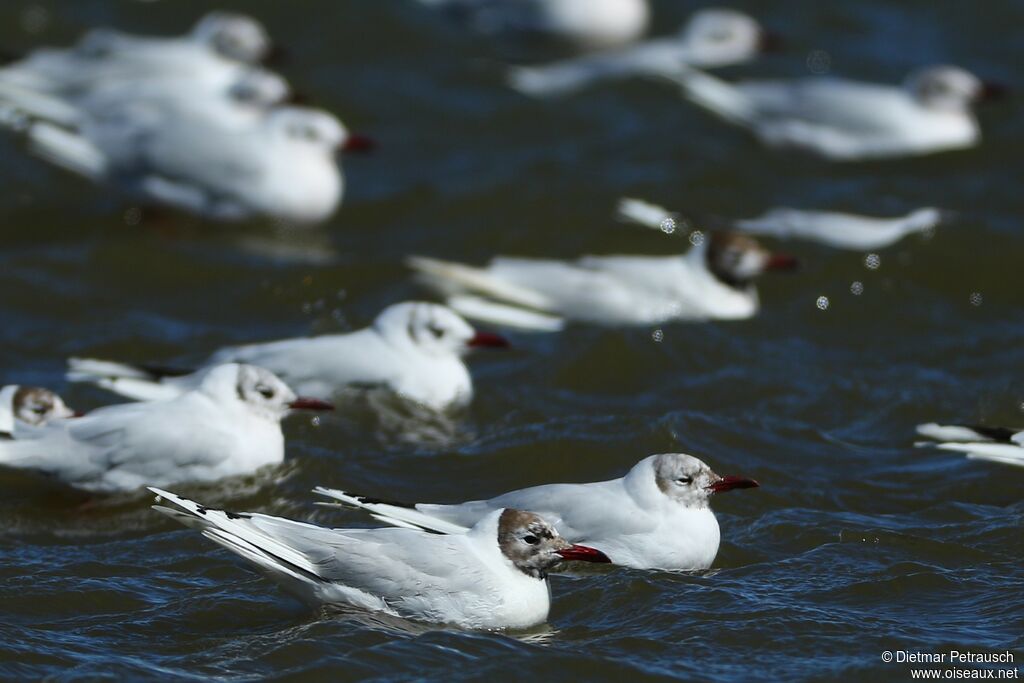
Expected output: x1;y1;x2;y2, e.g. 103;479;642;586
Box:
0;0;1022;680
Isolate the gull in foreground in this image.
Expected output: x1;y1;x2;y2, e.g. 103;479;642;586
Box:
0;364;331;492
68;302;508;411
0;385;76;437
316;453;759;570
665;65;1003;160
619;197;944;251
415;0;650;49
150;488;610;630
407;233;797;330
916;422;1024;468
509;8;770;97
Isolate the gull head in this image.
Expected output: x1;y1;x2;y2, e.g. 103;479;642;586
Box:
191;12;272;64
905;66;1003;112
681;9;767;68
497;509;610;578
652;453;759;509
12;386;76;426
705;232;799;288
374;302;509;358
202;364;332;420
268;107;348;154
228;68;291;107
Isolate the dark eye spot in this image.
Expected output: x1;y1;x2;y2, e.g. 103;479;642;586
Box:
523;534;539;545
33;406;47;414
256;384;275;399
428;324;445;339
676;476;693;485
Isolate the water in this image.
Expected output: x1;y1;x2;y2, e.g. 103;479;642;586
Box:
1;0;1022;680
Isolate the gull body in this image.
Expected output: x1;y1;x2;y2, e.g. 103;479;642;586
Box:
620;197;943;251
917;422;1024;468
0;385;75;436
316;453;759;571
408;233;796;330
417;0;650;49
151;489;610;630
509;8;766;97
68;303;508;411
0;364;330;492
668;65;996;160
11;92;346;223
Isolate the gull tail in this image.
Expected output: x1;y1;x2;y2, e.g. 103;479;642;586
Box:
407;255;563;331
27;122;106;181
616;197;679;231
915;422;1020;444
901;208;944;234
150;488;333;602
67;358;191;401
936;443;1024;468
313;487;469;535
661;66;755;126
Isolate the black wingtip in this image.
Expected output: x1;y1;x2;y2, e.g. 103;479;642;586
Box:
137;363;195;380
964;424;1019;444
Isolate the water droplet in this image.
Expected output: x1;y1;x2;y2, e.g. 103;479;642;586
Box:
850;281;864;295
969;292;983;306
864;253;881;270
311;416;321;427
123;207;142;226
651;328;664;343
659;217;676;235
816;295;830;311
806;49;831;75
689;230;705;246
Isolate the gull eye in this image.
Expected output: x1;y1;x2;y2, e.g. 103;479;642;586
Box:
32;406;47;415
256;384;275;399
676;476;693;485
427;324;445;339
523;534;539;545
709;30;732;42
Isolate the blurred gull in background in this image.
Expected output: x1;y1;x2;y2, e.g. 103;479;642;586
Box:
316;452;759;571
407;232;797;330
509;8;771;97
0;364;331;493
413;0;649;49
0;11;370;224
620;197;945;251
0;385;76;437
665;64;1004;160
68;302;509;412
151;489;610;630
916;422;1024;468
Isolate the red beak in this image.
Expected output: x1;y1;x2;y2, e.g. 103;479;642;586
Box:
556;544;611;563
979;81;1008;102
765;253;799;272
758;30;784;53
287;397;334;411
706;475;760;494
467;331;510;349
72;411;85;418
340;133;375;154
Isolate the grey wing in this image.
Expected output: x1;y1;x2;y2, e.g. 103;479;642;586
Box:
739;79;912;132
485;481;654;541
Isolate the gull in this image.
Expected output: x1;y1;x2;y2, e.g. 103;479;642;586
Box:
0;12;272;94
68;302;509;411
619;197;945;251
406;233;797;330
0;364;332;493
150;488;610;630
916;422;1024;468
665;64;1004;160
415;0;649;49
509;8;770;97
6;89;356;223
0;385;76;436
315;453;759;571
